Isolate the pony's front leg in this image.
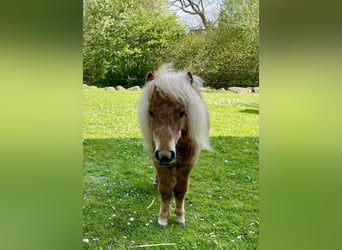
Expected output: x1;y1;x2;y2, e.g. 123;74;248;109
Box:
174;193;185;227
158;191;171;228
156;167;176;228
174;168;191;227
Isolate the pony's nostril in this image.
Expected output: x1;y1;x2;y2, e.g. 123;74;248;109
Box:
169;151;175;161
155;150;161;161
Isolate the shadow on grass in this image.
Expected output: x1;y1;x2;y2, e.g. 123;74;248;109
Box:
83;136;259;248
239;108;259;115
83;135;259;194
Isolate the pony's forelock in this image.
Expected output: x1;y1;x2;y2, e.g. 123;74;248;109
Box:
138;63;210;153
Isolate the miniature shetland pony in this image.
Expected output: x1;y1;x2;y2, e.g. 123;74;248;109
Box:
138;63;210;228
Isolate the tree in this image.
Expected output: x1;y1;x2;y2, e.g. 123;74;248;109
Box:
218;0;259;85
83;0;185;86
219;0;259;41
169;0;221;29
163;0;259;86
83;0;259;87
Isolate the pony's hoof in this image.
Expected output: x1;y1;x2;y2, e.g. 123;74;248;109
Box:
177;222;186;228
158;222;167;229
158;218;168;229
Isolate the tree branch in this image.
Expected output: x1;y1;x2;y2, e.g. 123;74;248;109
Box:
169;0;212;29
170;0;197;15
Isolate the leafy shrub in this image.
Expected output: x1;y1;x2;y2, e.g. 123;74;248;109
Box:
164;28;259;87
83;0;185;87
83;0;259;87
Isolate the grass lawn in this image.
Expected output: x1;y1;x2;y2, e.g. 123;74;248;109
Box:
83;87;259;249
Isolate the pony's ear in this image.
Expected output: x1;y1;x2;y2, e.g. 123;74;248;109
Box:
187;72;193;85
146;72;154;83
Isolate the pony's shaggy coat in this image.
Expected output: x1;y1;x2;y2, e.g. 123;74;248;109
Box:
139;64;210;153
138;63;210;228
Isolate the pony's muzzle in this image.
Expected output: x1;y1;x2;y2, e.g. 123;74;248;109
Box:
154;150;176;165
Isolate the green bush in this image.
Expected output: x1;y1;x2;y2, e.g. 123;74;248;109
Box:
163;0;259;87
164;28;259;87
83;0;259;88
83;0;185;87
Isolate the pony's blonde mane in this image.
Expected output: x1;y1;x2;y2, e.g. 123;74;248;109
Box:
138;63;210;154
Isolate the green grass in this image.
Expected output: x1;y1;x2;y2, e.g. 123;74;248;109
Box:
83;88;259;249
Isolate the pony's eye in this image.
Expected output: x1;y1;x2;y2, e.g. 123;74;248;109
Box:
149;110;154;117
180;111;186;117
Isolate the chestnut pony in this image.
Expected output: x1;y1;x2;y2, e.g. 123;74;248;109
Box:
138;64;210;228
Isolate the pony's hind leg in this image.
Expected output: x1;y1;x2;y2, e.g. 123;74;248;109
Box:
153;173;158;186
